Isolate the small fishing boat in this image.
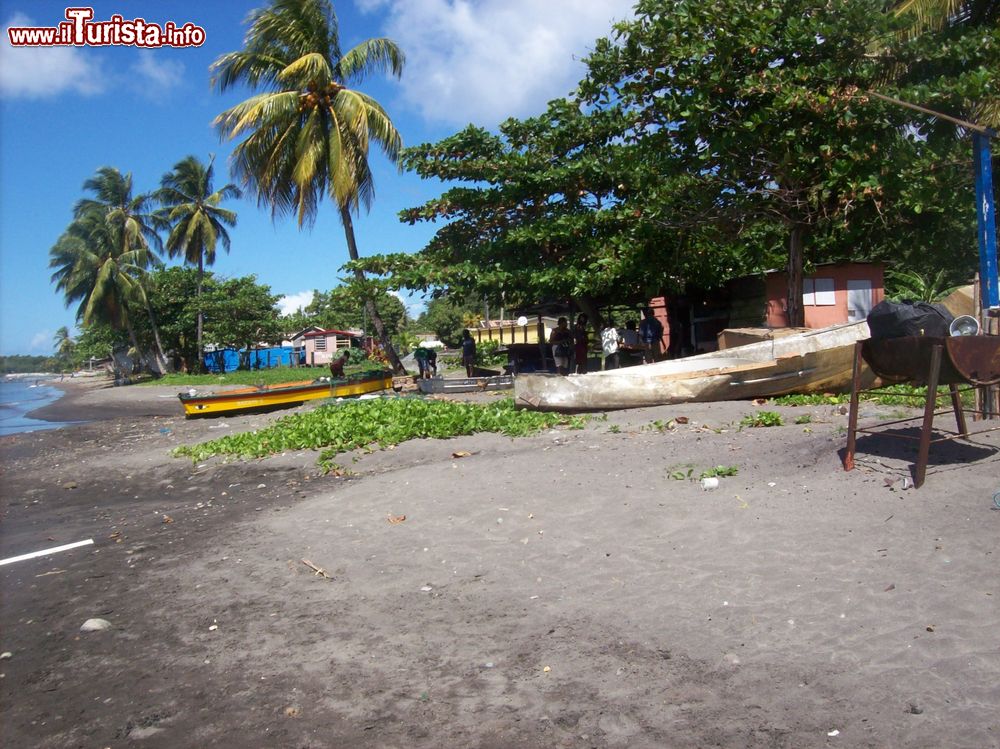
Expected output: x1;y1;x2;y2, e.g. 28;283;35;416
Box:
178;370;394;417
417;374;514;395
515;321;873;412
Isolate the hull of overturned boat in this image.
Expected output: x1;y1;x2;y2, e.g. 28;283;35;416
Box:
515;321;872;411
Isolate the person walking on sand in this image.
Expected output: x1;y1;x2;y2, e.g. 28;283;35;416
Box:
573;314;590;374
549;317;573;375
461;330;477;377
639;307;664;364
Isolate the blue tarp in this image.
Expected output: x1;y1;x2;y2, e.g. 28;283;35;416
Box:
203;346;305;373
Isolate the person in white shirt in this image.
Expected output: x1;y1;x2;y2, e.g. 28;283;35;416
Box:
601;318;621;370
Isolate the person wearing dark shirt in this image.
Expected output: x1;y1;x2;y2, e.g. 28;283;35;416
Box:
461;330;477;377
413;345;430;379
573;313;589;374
639;308;664;364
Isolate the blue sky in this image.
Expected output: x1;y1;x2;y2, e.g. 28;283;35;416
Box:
0;0;634;355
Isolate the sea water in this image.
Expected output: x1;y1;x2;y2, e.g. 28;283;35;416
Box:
0;377;71;436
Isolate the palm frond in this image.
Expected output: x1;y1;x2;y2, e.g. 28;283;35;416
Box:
338;38;405;83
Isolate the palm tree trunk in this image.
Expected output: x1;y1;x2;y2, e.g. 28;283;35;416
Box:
123;317;143;376
197;254;205;374
143;302;170;375
339;205;406;374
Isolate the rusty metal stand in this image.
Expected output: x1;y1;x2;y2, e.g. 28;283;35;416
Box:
842;341;989;488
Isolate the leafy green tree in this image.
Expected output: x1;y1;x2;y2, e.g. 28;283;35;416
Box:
211;0;408;373
416;294;479;346
281;284;408;339
201;275;282;370
356;99;651;327
72;322;127;367
579;0;994;325
142;266;208;371
157;155;241;371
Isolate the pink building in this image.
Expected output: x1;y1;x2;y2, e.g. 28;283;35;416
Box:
763;262;885;328
302;328;356;366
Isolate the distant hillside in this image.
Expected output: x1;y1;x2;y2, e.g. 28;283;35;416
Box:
1;355;58;374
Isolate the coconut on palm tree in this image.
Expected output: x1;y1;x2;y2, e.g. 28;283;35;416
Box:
157;155;241;372
72;167;170;373
211;0;407;373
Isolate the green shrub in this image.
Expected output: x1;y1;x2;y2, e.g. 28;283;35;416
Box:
740;411;784;428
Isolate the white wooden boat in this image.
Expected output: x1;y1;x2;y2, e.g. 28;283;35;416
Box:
514;321;873;411
418;375;514;394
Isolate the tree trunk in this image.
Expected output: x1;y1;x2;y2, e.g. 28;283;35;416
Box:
123;317;143;376
143;302;170;375
785;222;806;328
575;294;601;339
339;205;406;375
196;255;204;374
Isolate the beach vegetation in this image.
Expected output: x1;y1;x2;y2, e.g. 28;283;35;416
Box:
740;411;784;428
700;465;739;479
156;155;242;372
211;0;408;374
173;396;583;470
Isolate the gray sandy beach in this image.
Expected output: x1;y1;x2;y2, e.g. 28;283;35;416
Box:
2;378;999;747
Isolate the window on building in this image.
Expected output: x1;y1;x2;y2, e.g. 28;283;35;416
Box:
314;337;327;351
803;278;836;306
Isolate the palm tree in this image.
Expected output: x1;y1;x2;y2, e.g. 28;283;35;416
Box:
52;326;75;367
49;209;156;361
211;0;408;373
157;155;241;371
74;167;170;373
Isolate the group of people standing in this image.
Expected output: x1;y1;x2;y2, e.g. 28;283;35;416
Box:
415;330;477;379
549;308;664;375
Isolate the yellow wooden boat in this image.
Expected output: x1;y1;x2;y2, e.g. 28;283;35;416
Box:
178;370;394;417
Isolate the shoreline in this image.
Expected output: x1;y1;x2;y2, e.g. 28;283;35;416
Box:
26;376;179;423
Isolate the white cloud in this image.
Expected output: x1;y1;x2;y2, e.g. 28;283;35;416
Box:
278;290;315;317
363;0;635;127
131;51;184;93
28;329;53;354
0;13;105;99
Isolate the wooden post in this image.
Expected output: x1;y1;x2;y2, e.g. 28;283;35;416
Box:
914;344;944;488
949;385;968;436
843;341;864;471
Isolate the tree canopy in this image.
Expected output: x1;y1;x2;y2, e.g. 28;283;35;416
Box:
356;0;996;327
